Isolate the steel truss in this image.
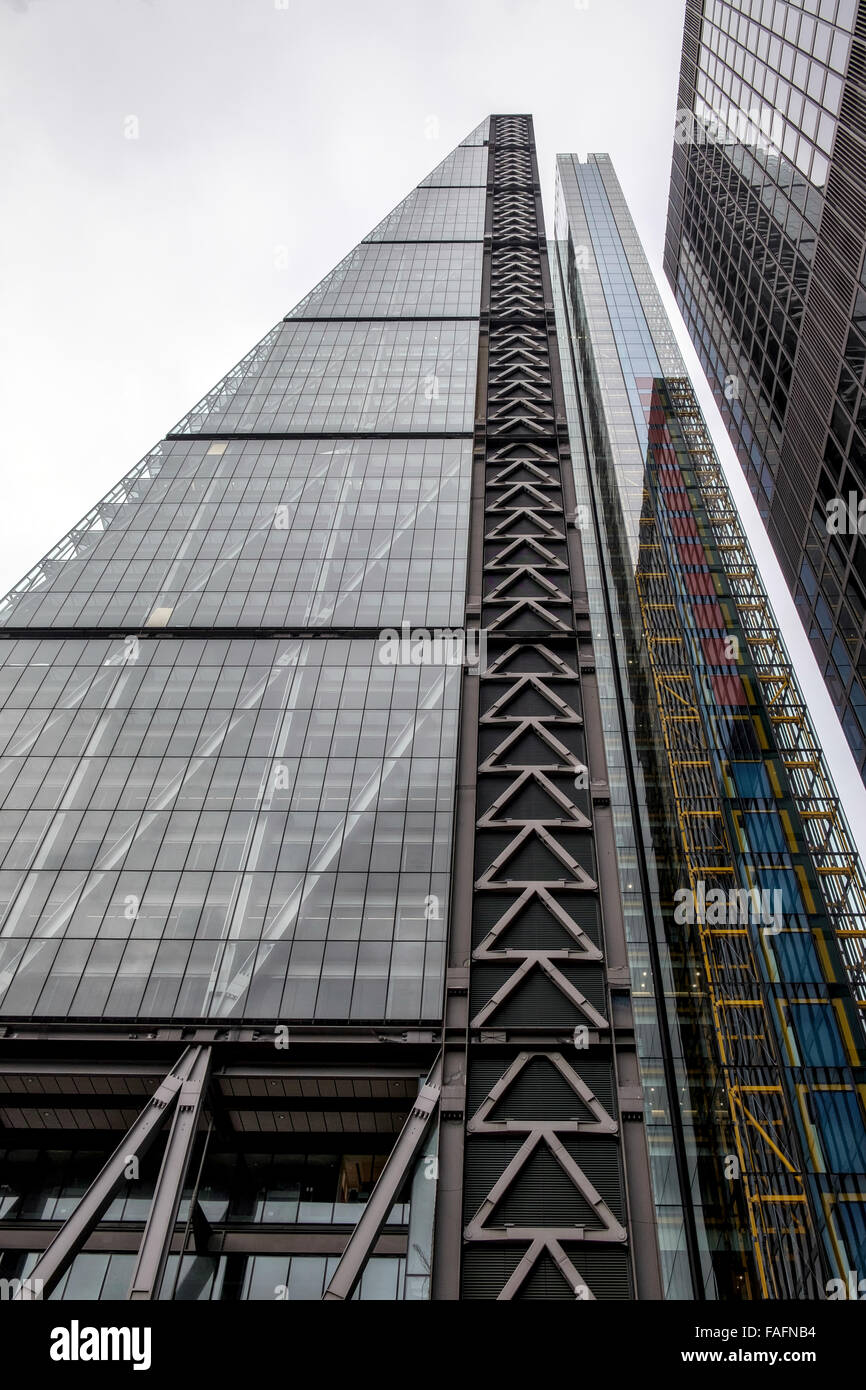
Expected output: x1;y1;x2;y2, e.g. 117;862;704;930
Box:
0;1027;438;1300
665;377;866;1013
432;115;661;1301
15;1044;210;1300
635;376;866;1298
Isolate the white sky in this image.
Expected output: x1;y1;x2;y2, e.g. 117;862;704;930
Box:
2;0;865;834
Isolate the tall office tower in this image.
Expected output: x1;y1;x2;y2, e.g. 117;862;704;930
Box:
665;0;866;782
553;149;866;1301
0;117;863;1305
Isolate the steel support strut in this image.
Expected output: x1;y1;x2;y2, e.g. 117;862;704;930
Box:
128;1044;212;1300
15;1045;207;1300
322;1055;442;1301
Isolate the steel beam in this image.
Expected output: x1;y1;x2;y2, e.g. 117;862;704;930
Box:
322;1056;442;1301
128;1044;212;1300
14;1045;202;1300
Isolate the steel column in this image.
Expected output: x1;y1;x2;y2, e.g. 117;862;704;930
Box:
15;1045;203;1300
323;1056;442;1301
128;1044;212;1301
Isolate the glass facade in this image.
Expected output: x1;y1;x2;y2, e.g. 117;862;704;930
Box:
0;123;485;1302
665;0;866;782
552;165;710;1301
555;151;866;1299
171;320;478;437
2;1249;410;1301
0;438;470;630
0;122;486;1030
363;188;487;243
0;637;457;1022
2;110;864;1303
286;242;483;319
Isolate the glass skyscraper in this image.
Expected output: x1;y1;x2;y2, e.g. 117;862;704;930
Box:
0;115;864;1303
665;0;866;783
554;148;866;1300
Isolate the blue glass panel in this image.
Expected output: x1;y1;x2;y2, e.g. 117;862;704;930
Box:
812;1090;866;1173
768;930;823;984
791;1003;848;1066
753;865;805;915
742;811;786;853
730;761;770;798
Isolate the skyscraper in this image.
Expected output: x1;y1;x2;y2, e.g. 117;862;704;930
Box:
554;147;866;1300
665;0;866;782
0;116;864;1303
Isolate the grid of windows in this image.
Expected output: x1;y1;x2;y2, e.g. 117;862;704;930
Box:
550;192;702;1299
457;116;490;146
418;144;488;187
170;320;478;435
555;156;720;1298
286;242;483;320
363;187;486;243
696;0;854;189
673;140;815;486
556;156;686;564
6;1249;408;1300
0;126;484;1305
0;130;484;1045
0;638;458;1021
666;0;866;779
557;146;866;1298
0;1146;409;1227
0;438;470;630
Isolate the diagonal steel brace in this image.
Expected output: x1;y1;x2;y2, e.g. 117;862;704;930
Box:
323;1054;442;1301
128;1043;212;1300
15;1044;208;1300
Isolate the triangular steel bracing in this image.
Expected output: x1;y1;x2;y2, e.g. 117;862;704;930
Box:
456;116;634;1301
477;718;588;773
473;885;602;961
468;1051;617;1134
475;769;591;829
495;1238;598;1301
464;1129;627;1242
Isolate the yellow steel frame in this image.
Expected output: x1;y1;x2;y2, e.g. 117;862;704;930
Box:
636;476;820;1299
666;377;866;1013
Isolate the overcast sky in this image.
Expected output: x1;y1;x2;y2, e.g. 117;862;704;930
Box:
2;0;865;832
